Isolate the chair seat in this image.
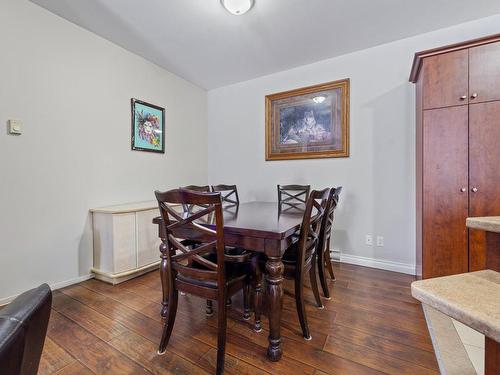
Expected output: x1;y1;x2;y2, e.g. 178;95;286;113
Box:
177;252;250;291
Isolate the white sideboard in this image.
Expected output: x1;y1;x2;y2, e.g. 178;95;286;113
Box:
90;201;161;284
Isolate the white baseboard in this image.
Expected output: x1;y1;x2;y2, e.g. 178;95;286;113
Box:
333;250;416;275
0;274;94;306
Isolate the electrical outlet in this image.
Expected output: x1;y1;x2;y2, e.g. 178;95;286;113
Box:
376;236;384;247
365;235;373;246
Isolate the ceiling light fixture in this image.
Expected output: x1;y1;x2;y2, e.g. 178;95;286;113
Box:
312;96;326;104
221;0;254;15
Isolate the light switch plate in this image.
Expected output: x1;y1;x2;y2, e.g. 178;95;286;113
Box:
8;119;22;135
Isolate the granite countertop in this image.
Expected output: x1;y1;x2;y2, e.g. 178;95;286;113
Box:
411;270;500;342
466;216;500;233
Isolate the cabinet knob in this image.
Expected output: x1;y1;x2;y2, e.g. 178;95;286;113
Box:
471;187;478;193
460;187;467;192
471;93;478;99
459;95;467;100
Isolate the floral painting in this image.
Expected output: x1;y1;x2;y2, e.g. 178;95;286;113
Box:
266;79;349;160
131;99;165;153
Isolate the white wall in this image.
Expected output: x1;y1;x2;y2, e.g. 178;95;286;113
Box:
207;15;500;273
0;0;207;302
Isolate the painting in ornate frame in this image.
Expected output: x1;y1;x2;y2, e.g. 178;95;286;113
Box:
131;98;165;153
265;79;350;160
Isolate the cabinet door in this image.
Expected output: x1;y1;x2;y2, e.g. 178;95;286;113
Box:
112;213;137;273
136;209;161;267
469;42;500;103
423;106;469;278
468;101;500;271
422;49;469;110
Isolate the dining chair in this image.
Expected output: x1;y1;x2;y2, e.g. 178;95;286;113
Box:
261;188;329;340
211;185;239;206
179;185;212;212
277;184;311;213
155;189;254;375
317;187;342;299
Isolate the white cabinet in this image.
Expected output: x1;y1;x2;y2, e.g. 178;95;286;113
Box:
90;201;161;284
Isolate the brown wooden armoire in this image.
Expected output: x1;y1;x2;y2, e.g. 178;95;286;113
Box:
410;34;500;279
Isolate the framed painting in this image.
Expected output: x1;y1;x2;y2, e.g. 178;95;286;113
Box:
265;79;350;160
131;98;165;153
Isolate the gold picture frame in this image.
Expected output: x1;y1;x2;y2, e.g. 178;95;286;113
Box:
265;79;350;161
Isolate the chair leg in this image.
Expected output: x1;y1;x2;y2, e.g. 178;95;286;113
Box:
206;300;213;316
325;238;336;281
310;255;324;309
294;273;311;340
243;280;251;320
252;256;263;332
317;243;330;299
216;295;228;375
158;288;178;354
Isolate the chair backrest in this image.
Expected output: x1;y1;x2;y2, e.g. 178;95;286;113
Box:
296;188;330;274
277;184;311;212
180;185;211;192
179;185;212;212
211;184;239;206
0;284;52;375
155;189;226;290
318;187;342;252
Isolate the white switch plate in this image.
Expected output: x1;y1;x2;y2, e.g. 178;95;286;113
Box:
365;235;373;246
8;119;22;135
376;236;384;247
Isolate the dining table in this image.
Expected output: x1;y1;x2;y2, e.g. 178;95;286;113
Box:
153;201;306;361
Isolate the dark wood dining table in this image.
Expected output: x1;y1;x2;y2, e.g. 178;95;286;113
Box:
153;201;305;361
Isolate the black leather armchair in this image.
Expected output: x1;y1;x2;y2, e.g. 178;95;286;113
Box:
0;284;52;375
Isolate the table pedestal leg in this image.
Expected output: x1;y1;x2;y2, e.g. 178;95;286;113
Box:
266;256;284;361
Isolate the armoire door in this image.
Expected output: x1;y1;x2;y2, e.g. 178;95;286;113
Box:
469;42;500;104
423;106;469;278
468;101;500;271
422;49;469;110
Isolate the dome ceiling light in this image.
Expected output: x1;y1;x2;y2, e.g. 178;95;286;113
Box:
220;0;255;15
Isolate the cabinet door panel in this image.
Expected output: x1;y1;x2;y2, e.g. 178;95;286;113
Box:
469;101;500;271
423;106;469;278
469;42;500;103
422;49;469;110
137;209;161;267
112;213;137;273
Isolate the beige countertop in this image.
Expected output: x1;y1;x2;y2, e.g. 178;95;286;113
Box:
466;216;500;234
90;200;158;214
411;270;500;342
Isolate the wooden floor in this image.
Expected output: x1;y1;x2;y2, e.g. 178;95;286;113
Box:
39;263;440;375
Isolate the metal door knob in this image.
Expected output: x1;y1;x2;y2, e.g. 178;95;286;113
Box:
471;187;478;193
460;95;467;100
471;93;478;99
460;187;467;192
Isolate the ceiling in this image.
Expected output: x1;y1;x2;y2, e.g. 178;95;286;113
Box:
31;0;500;89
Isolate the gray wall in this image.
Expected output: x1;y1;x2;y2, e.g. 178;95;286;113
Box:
207;14;500;273
0;0;207;302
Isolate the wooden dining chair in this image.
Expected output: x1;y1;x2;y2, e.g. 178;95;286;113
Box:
179;185;212;212
261;188;329;340
317;187;342;299
155;189;254;375
211;184;239;206
277;184;310;213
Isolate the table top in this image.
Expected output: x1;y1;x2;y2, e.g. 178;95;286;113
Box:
153;201;305;240
466;216;500;234
411;270;500;342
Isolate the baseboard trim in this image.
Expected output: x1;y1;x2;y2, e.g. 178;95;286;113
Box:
337;252;416;275
0;274;94;306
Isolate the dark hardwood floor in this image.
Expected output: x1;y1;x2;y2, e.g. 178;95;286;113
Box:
39;263;440;374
